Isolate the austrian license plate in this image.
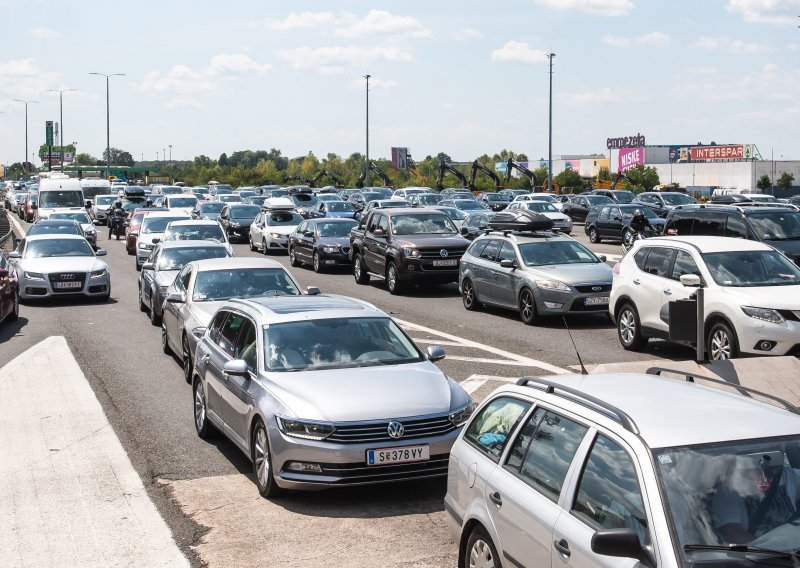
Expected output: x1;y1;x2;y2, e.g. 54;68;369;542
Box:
54;281;82;289
433;259;458;267
584;296;609;306
367;445;430;466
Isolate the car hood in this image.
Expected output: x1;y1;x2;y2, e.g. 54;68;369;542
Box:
540;212;571;222
721;285;800;309
523;262;612;285
155;270;179;287
266;225;298;236
317;236;350;247
265;361;466;422
139;232;165;245
18;256;107;274
326;211;357;219
392;235;468;248
189;300;228;326
81;223;95;233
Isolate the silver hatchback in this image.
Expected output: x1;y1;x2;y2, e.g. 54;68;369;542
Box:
191;295;475;497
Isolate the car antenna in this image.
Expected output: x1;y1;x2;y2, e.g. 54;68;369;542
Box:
562;316;588;375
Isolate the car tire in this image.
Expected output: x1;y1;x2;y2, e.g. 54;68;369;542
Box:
353;254;370;285
161;320;171;355
518;288;536;325
262;238;270;255
589;227;601;243
8;292;19;322
182;335;193;384
138;284;147;312
249;235;257;252
126;243;135;256
386;262;403;295
617;303;648;351
707;321;739;361
149;295;162;326
313;251;324;273
251;418;282;498
193;379;214;439
289;246;299;267
463;526;500;568
102;284;111;302
135;261;141;272
461;278;480;311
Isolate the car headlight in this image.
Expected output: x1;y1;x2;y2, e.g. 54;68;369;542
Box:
24;271;44;280
158;285;169;293
90;269;107;278
402;247;421;258
85;229;96;235
139;242;153;250
535;279;571;291
276;415;336;440
271;232;284;238
449;401;477;427
741;306;785;324
322;245;339;253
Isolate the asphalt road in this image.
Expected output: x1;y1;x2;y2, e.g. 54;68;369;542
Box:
0;214;694;567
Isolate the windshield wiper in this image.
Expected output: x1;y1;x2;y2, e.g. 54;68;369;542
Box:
684;544;799;560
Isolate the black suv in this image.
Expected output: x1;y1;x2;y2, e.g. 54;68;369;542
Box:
585;204;664;243
588;189;636;204
633;191;697;217
349;208;470;294
665;204;800;265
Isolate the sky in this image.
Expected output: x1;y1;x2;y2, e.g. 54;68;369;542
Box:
1;0;799;168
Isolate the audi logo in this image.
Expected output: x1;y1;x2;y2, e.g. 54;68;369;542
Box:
61;274;76;281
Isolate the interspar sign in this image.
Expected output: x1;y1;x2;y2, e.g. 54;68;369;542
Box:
618;147;644;172
690;145;744;161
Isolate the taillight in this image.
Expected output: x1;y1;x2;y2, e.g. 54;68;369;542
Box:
613;263;621;275
666;229;677;236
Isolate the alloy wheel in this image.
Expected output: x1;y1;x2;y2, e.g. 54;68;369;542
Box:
313;252;322;273
619;309;636;345
519;289;535;324
462;279;478;311
194;381;207;432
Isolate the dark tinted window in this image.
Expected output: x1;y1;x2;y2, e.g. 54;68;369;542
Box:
217;312;246;356
671;250;702;282
229;205;260;218
234;318;257;373
479;240;501;262
692;211;726;236
464;397;531;462
467;240;488;258
208;311;230;344
498;242;517;263
633;247;650;269
667;211;694;236
725;214;749;238
642;247;675;278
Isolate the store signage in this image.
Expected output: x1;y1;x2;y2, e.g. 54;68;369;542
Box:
618;147;644;171
607;133;646;149
690;145;744;161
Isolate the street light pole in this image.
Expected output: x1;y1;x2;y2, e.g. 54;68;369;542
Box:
89;72;126;180
546;53;556;193
364;74;371;187
12;99;39;177
46;88;76;167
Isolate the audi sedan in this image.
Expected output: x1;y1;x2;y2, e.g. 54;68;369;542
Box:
190;295;474;497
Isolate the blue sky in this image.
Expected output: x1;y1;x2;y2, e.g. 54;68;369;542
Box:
1;0;798;167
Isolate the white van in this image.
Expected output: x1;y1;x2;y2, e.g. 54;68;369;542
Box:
80;179;112;202
36;178;86;220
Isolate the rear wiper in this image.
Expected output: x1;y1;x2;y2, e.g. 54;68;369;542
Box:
684;544;799;560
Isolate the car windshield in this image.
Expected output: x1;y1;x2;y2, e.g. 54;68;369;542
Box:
263;317;422;372
192;268;299;301
160;187;183;195
28;223;81;236
219;195;242;203
440;208;467;221
246;196;268;206
316;220;357;237
484;193;506;201
612;191;636;203
528;195;557;203
655;435;800;563
525;202;559;213
586;195;614;205
266;212;303;226
291;194;319;206
164;224;225;242
95;196;116;206
454;200;485;210
50;213;91;224
466;213;493;229
168;197;197;208
26;238;93;258
518;241;600;265
620;205;659;219
662;194;696;205
417;194;442;205
157;246;228;270
361;192;382;202
747;212;800;240
229;205;260;219
391;214;458;235
325;201;355;212
81;186;109;200
702;251;800;287
200;202;225;213
142;216;189;233
750;195;778;202
39;190;83;208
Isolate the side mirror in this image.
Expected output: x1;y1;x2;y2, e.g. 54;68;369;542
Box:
85;200;92;208
166;292;185;303
460;226;470;236
591;529;655;568
372;228;386;238
8;251;20;259
426;345;446;362
304;230;314;237
598;255;607;262
306;286;321;296
191;326;207;339
680;274;702;287
124;220;130;226
95;249;108;256
152;238;160;244
223;359;250;378
31;203;37;210
0;268;8;279
499;259;516;269
141;261;154;270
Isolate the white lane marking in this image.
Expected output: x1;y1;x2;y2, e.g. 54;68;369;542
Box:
446;355;538;367
459;376;487;394
411;338;466;347
467;374;524;384
395;318;570;375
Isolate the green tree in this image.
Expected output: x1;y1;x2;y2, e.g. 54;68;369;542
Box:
756;174;772;191
554;169;584;192
776;172;795;192
102;147;134;167
597;166;612;182
622;165;659;193
218;153;228;167
74;153;99;166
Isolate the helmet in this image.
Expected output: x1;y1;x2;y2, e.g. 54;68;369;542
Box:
114;200;122;209
633;209;644;217
146;199;153;206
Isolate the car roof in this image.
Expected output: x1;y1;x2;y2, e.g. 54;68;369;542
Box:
309;217;356;223
228;294;381;323
142;211;192;218
637;235;772;253
192;257;286;271
167;220;220;226
25;233;86;242
497;372;800;448
475;231;572;244
158;240;227;250
32;218;80;225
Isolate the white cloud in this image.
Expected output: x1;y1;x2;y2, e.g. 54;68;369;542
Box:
726;0;800;26
31;27;59;39
729;39;769;53
0;58;66;100
165;96;205;110
638;32;670;47
276;46;413;75
207;53;271;75
247;11;336;31
603;34;631;47
452;28;485;41
691;36;718;49
534;0;634;16
789;43;799;50
0;58;39;77
690;36;769;53
334;10;432;38
491;41;549;65
352;77;397;89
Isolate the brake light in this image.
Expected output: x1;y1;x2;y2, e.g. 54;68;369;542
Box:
666;229;677;236
613;263;621;275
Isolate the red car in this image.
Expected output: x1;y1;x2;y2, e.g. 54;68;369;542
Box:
20;193;38;222
0;254;19;324
126;207;168;255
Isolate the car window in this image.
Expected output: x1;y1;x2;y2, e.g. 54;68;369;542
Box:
725;214;749;239
467;240;489;258
377;215;390;233
693;211;726;236
505;409;589;503
598;206;610;221
667;212;694;236
216;312;246;356
176;265;192;292
498;242;517;263
642;247;675;278
671;250;702;282
234;318;257;372
572;435;649;543
633;247;650;269
208;311;230;344
479;240;501;262
464;397;531;462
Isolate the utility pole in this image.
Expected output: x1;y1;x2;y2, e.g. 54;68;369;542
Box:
12;99;39;178
364;74;371;187
46;88;76;168
546;53;556;193
89;72;125;180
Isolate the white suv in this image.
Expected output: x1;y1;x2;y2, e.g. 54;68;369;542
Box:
445;370;800;568
610;236;800;360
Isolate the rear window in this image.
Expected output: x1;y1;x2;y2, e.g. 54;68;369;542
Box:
229;205;261;218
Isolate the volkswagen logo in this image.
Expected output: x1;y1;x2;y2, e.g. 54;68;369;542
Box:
591;286;602;292
439;249;449;258
387;421;404;439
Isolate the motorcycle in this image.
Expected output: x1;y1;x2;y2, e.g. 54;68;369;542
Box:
108;214;127;240
621;226;655;254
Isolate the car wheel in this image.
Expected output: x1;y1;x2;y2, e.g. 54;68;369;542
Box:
161;320;171;355
313;251;324;273
617;303;648;351
589;227;601;243
126;243;135;256
289;246;299;267
135;261;141;272
102;284;111;302
138;284;147;312
707;321;739;361
8;292;19;322
249;234;257;252
462;278;479;311
518;288;536;325
386;262;403;295
353;254;370;285
149;295;162;326
622;228;634;247
193;379;214;439
463;526;500;568
182;335;193;384
262;238;270;255
251;418;282;498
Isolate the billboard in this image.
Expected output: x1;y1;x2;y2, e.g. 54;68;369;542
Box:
618;147;645;171
690;145;744;161
391;147;408;170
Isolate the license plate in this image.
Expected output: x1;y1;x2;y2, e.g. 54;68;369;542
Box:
584;296;609;306
367;445;430;466
54;281;82;289
433;259;458;267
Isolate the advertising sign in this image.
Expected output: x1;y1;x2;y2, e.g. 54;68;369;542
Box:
391;147;408;170
607;133;646;149
45;121;54;146
690;145;744;161
618;147;645;171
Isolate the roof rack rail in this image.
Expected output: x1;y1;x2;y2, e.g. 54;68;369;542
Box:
645;367;800;415
516;376;640;434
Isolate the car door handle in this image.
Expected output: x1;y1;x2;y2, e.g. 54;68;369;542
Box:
663;288;672;295
553;539;571;558
632;278;641;285
202;354;210;363
488;492;502;507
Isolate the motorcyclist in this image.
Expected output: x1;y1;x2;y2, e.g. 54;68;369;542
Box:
629;209;652;236
108;200;127;239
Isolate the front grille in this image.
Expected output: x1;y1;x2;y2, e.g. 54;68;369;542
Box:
574;284;612;293
419;248;466;259
326;415;457;444
290;454;450;485
48;273;86;293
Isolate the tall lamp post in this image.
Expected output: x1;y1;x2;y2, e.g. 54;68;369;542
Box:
364;74;371;187
45;88;76;167
546;53;556;193
12;99;39;177
89;72;126;179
